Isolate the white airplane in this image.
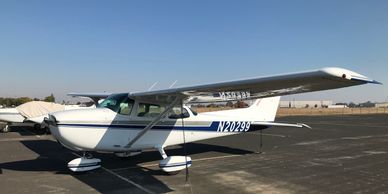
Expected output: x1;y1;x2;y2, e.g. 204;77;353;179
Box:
0;101;95;133
44;67;380;173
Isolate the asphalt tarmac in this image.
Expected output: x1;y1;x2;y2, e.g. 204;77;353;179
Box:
1;114;388;194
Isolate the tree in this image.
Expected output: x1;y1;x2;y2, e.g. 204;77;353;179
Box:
18;97;32;105
44;94;55;102
348;102;356;108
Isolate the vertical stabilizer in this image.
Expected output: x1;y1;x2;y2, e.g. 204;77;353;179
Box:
247;96;281;122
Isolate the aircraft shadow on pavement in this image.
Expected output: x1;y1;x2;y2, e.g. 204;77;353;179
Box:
6;125;48;136
0;140;253;193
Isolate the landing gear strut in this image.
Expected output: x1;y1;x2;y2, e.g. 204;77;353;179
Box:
68;152;101;172
1;124;9;133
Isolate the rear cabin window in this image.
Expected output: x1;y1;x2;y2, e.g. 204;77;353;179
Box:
168;107;190;119
137;103;165;118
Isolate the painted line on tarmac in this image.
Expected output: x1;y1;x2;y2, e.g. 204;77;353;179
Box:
71;152;155;194
101;166;155;194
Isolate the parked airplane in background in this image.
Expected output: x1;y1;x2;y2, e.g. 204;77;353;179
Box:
44;67;380;173
0;101;95;133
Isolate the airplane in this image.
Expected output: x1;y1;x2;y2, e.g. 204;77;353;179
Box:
0;101;96;133
43;67;381;173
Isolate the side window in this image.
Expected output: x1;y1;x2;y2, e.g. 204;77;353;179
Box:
168;107;190;119
137;103;165;117
118;99;134;115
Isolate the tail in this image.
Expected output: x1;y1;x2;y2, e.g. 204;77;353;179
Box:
201;96;280;122
247;96;281;122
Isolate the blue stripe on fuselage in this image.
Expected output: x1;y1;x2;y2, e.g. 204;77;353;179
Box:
56;122;268;132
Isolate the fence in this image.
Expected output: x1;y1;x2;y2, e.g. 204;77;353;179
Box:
277;107;388;117
194;107;388;116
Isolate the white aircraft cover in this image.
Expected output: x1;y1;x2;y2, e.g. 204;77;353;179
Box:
16;101;65;118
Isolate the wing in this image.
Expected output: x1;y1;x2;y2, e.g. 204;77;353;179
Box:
68;92;112;104
129;67;380;103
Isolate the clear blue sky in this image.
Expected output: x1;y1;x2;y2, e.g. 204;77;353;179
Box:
0;0;387;103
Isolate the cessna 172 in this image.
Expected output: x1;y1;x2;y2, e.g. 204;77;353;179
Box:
44;67;380;173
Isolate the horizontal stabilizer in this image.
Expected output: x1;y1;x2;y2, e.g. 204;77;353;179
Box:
252;121;312;129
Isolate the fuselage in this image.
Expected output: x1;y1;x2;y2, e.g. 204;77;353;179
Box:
47;93;276;152
48;107;266;152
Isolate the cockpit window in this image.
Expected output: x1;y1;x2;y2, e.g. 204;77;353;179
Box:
97;93;134;115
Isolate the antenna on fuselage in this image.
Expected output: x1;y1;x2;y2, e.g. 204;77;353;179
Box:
147;82;159;91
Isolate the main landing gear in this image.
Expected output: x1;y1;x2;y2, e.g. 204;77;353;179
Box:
157;147;192;175
66;148;192;174
1;124;9;133
68;152;101;172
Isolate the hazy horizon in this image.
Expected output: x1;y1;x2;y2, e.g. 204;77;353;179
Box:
0;1;386;103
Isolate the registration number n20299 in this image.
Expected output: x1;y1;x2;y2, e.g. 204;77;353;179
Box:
217;121;251;132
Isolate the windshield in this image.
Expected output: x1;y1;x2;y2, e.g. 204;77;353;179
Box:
97;93;134;115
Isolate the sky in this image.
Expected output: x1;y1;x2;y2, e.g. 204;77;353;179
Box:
0;0;387;103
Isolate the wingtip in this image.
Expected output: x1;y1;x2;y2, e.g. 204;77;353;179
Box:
370;80;383;85
320;67;381;85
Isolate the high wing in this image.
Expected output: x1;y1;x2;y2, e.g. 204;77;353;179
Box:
129;67;381;103
68;92;112;104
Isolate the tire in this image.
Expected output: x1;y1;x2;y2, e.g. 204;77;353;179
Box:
34;124;41;131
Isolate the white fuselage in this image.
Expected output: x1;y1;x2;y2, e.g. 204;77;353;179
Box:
49;108;247;152
48;97;279;152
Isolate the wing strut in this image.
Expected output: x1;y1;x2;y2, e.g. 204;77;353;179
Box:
124;97;181;148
